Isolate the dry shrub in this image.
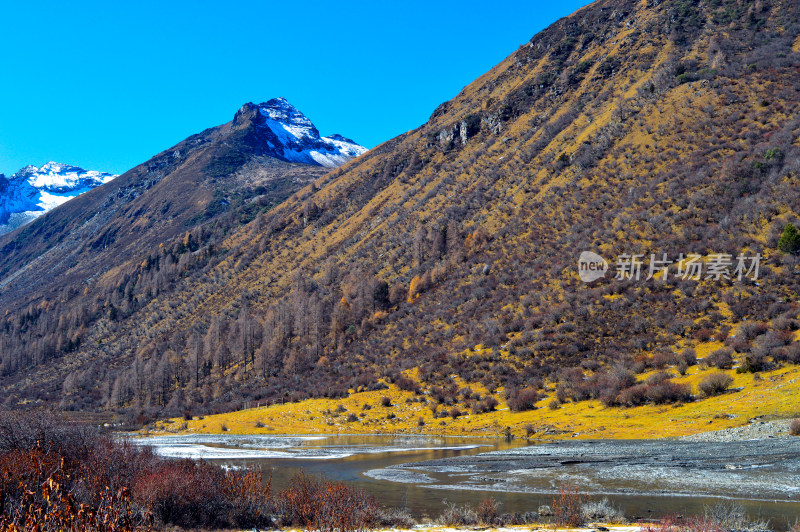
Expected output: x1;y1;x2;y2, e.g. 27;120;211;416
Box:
524;423;536;438
477;497;501;525
705;348;734;369
552;484;586;527
702;501;770;532
438;500;478;526
275;471;378;532
639;503;769;532
0;443;150;531
0;412;273;530
681;348;698;366
376;506;416;528
506;387;540;411
582;497;626;523
618;376;691;406
395;375;421;393
472;396;499;413
698;373;734;396
0;447;147;531
790;418;800;436
639;515;684;532
132;459;270;528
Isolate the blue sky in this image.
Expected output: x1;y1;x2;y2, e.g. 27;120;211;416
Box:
0;1;591;176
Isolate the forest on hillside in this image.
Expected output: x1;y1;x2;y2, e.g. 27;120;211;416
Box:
1;0;799;427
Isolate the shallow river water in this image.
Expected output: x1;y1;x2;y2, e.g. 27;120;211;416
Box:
134;434;800;526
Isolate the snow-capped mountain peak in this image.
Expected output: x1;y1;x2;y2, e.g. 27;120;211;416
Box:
258;97;318;134
16;162;116;192
251;98;368;168
0;162;117;234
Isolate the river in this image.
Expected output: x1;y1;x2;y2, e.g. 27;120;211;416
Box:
134;433;800;527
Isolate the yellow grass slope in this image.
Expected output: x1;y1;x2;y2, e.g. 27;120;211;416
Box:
155;361;800;440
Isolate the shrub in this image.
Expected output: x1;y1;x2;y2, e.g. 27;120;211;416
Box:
737;351;767;373
680;348;697;366
524;424;536;438
477;497;501;525
0;412;273;530
581;497;626;523
704;348;734;369
552;485;585;527
506;387;540;412
774;343;800;364
693;328;713;342
380;396;392;407
618;384;649;406
698;373;734;396
376;507;416;528
617;376;691;406
276;471;378;532
646;379;692;404
472;396;499;413
592;368;637;406
651;351;676;369
438;500;478;526
132;459;269;528
790;419;800;436
703;501;770;532
395;375;421;393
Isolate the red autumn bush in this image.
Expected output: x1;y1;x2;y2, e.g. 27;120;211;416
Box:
275;471;378;532
1;412;395;531
131;459;271;528
0;411;276;530
552;484;585;527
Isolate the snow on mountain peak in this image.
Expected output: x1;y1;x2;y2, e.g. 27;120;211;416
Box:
252;98;368;168
17;162;116;192
258;97;317;132
0;162;117;234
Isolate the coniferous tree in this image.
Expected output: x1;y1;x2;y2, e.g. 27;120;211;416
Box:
778;223;800;254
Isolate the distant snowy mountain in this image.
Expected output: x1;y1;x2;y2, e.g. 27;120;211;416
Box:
237;97;368;168
0;162;116;234
0;99;362;236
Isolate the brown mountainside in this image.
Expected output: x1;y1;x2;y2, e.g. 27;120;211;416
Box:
0;105;331;305
2;0;800;422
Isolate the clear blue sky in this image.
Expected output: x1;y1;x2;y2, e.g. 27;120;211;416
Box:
0;0;591;176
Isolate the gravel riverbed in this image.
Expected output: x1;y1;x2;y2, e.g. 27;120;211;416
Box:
368;423;800;502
